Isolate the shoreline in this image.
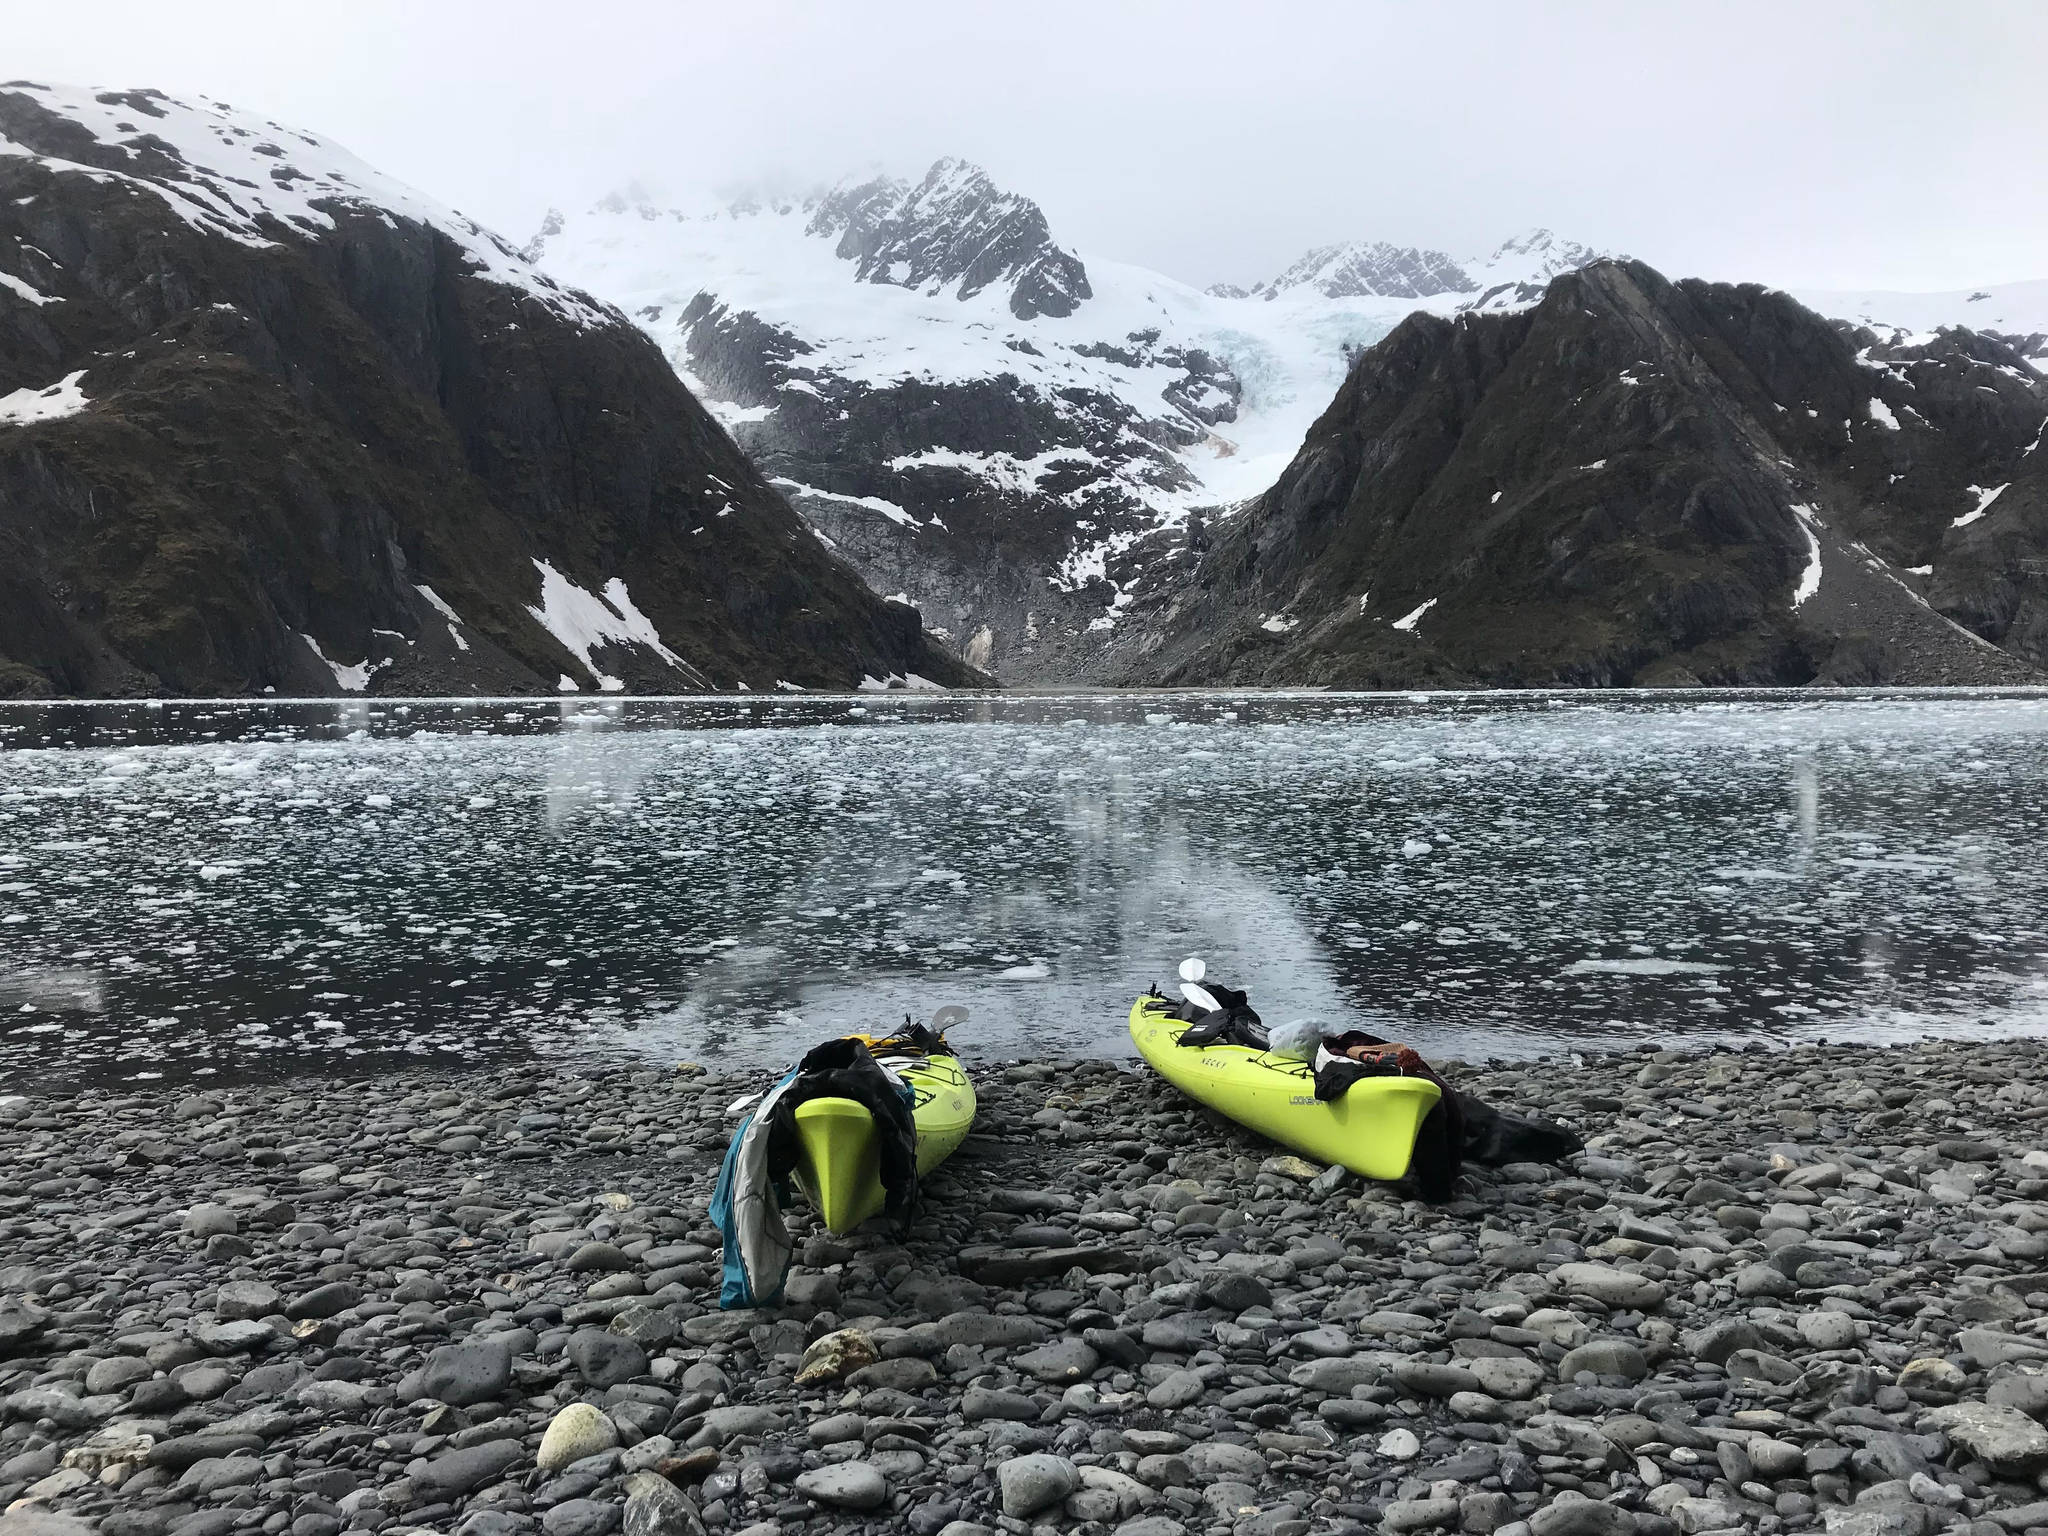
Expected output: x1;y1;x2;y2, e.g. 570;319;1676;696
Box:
9;685;2048;709
5;1037;2048;1536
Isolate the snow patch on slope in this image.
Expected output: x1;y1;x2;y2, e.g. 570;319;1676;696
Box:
1392;598;1439;633
0;369;88;426
774;477;923;528
0;270;59;305
526;559;701;689
414;583;471;652
1788;504;1824;608
1954;483;2009;529
299;634;382;693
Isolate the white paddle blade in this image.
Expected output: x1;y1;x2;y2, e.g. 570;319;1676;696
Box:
1180;981;1223;1013
1178;956;1207;984
931;1004;970;1031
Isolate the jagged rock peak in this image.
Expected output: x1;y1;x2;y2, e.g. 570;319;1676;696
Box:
1246;228;1614;307
1477;228;1612;284
1254;241;1477;302
806;156;1092;321
521;206;564;262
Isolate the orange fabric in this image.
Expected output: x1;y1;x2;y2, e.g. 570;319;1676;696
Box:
846;1031;938;1059
1339;1042;1428;1075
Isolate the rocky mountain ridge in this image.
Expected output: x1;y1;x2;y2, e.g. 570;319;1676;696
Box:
0;83;978;698
1087;260;2048;688
1238;229;1613;308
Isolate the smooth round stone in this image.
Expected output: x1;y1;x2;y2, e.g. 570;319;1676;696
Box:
847;1356;938;1392
542;1499;619;1536
1897;1357;1967;1399
1469;1357;1545;1400
1146;1369;1207;1408
84;1356;153;1395
998;1454;1079;1518
214;1281;281;1321
1187;1441;1268;1480
1796;1310;1859;1350
1382;1497;1460;1533
1557;1339;1648;1382
288;1280;363;1319
176;1365;234;1401
418;1340;513;1407
1290;1327;1355;1358
1529;1492;1635;1536
567;1329;646;1388
567;1242;634;1273
539;1404;620;1472
1378;1428;1422;1461
182;1204;239;1238
1547;1262;1665;1310
808;1413;867;1447
795;1460;890;1511
1013;1338;1099;1383
1395;1361;1478;1398
961;1387;1038;1422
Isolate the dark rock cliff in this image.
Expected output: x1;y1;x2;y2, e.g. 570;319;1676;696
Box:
0;84;980;698
1092;260;2048;687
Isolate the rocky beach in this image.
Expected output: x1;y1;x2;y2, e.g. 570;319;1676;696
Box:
6;1038;2048;1536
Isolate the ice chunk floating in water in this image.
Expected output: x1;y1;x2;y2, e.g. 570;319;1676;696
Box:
1563;958;1728;977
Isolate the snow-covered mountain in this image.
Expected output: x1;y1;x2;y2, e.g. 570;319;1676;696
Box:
527;166;1615;678
519;157;2045;686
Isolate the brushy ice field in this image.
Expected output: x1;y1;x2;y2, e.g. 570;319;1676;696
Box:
2;692;2046;1089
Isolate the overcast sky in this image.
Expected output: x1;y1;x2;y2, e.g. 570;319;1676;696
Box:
11;0;2047;291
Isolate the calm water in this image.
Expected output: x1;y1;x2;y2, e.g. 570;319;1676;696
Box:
3;690;2047;1090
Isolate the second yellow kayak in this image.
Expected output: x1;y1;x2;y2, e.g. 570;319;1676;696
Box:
1127;993;1439;1180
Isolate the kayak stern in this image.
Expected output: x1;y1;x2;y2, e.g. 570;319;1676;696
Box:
791;1097;884;1233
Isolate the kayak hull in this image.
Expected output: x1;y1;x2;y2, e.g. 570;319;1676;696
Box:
1127;994;1440;1180
792;1052;976;1233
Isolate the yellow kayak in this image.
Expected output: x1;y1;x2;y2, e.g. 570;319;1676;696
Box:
793;1052;976;1232
1127;993;1440;1180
